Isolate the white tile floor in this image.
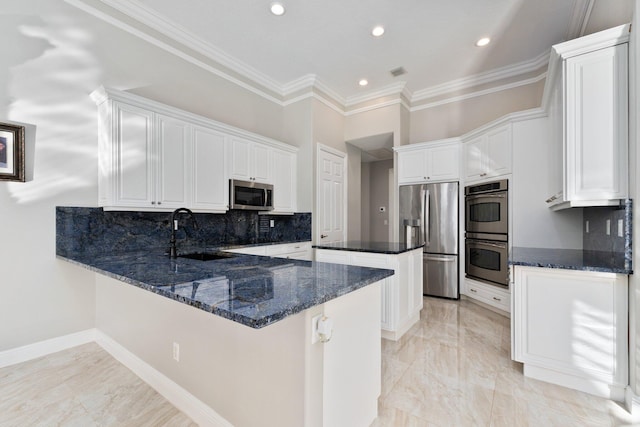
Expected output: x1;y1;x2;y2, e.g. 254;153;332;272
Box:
374;297;640;427
1;297;638;426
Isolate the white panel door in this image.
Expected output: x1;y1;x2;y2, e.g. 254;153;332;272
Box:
397;149;427;183
156;115;190;209
428;144;460;181
229;137;251;180
565;43;628;201
463;136;484;182
251;143;272;183
191;126;228;211
114;102;154;207
485;125;512;177
317;145;346;243
271;148;296;212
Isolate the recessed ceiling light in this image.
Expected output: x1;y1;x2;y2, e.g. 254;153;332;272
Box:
371;26;385;37
475;37;491;47
359;79;369;87
270;2;285;16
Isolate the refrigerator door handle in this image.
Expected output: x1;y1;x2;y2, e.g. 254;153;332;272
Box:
424;189;430;246
425;255;456;262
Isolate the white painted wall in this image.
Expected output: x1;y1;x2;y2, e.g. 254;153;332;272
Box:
361;163;371;240
0;0;291;352
511;117;583;249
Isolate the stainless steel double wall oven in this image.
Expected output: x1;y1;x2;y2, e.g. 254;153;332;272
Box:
464;179;509;287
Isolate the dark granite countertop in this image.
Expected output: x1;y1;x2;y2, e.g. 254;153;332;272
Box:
509;247;632;274
313;240;424;254
59;247;394;329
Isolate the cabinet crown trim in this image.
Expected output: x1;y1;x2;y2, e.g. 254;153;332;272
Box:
90;86;298;154
394;138;460;152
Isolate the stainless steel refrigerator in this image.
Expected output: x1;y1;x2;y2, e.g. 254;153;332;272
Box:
399;182;459;299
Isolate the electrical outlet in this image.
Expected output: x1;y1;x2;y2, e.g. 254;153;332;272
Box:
585;220;589;233
270;219;275;228
311;314;322;344
618;219;624;237
173;342;180;362
606;219;611;236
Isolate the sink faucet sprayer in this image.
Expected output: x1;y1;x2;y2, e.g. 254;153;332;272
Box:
169;207;199;258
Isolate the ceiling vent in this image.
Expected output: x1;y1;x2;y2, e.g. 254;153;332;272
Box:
390;67;407;77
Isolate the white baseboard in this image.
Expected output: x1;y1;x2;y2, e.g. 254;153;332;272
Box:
95;331;232;427
0;330;232;427
0;329;96;369
625;386;640;414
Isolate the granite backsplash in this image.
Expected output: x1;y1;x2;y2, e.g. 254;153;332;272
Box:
582;199;632;265
56;207;311;258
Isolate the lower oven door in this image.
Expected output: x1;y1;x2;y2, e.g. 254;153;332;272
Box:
465;239;508;287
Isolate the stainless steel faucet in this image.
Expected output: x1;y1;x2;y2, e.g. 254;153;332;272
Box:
169;207;198;258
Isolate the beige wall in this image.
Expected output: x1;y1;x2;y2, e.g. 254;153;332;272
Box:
346;144;362;241
283;98;314;212
368;160;394;242
361;163;371;240
345;103;403;147
409;80;545;142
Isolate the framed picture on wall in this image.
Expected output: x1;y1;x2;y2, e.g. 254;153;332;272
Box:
0;122;25;182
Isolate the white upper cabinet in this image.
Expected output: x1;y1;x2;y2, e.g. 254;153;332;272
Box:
544;24;630;210
463;124;512;183
396;139;460;185
156;114;190;209
565;43;628;203
271;148;297;213
91;87;297;213
191;125;228;211
229;136;272;183
102;101;155;208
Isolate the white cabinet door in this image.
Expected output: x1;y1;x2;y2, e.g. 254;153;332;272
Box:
427;143;459;181
463;136;484;182
485;125;511;177
113;102;154;207
464;125;511;182
271;149;296;213
398;149;428;183
156;114;190;209
512;266;628;400
229;137;272;183
565;44;628;201
191;126;228;211
397;142;459;185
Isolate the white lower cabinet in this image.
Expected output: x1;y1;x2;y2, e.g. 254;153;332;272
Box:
511;266;628;401
315;248;423;341
463;278;510;313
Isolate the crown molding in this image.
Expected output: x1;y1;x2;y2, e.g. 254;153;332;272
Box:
566;0;594;40
69;0;557;118
411;72;546;113
411;49;549;103
92;0;284;94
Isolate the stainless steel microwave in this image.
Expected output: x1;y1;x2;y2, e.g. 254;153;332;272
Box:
229;179;274;211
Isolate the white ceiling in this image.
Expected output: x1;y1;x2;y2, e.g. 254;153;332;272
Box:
88;0;633;105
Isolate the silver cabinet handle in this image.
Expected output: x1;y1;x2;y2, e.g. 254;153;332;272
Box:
469;288;477;293
151;201;156;205
493;297;502;302
158;201;162;205
321;234;328;238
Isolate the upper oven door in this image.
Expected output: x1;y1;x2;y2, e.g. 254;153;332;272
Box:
465;191;508;234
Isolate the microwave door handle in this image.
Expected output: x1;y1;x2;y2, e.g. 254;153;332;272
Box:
264;188;268;207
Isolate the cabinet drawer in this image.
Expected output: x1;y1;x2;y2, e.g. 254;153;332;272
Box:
465;279;510;312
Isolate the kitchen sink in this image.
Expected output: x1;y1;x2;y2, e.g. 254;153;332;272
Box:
178;252;236;261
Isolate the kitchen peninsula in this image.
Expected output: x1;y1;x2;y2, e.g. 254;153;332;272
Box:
314;241;424;340
56;208;393;427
